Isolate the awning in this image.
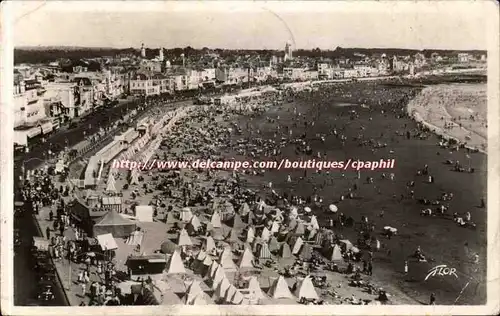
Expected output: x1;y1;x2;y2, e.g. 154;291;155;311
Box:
27;127;42;138
41;122;53;134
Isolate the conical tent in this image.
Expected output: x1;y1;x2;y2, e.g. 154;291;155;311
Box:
166;249;186;274
181;207;194;222
207;261;219;279
293;276;319;300
191;295;208;305
310;215;320;230
185;280;204;305
226;228;240;243
165;212;176;224
197;250;207;261
270;221;280;234
258;243;272;259
239;203;250;216
237;247;254;268
93;210;137;238
246;227;255;243
224;285;238;304
292;236;304;255
267;275;294;299
279;242;292;258
219;247;237;272
177;228;193;246
307;228;318;241
202;255;213;267
129;169;140;185
294;222;305;236
203;236;216;253
187;215;201;235
210;212;222;228
215;277;231;301
211;265;227;290
268;236;280;253
247;276;266;300
105;175;116;193
328;244;343;262
288;219;298;230
260;227;271;242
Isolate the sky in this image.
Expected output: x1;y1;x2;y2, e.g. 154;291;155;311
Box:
9;1;493;50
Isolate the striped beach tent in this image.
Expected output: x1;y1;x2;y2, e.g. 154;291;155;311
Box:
257;243;272;259
268;236;280;253
292;237;304;255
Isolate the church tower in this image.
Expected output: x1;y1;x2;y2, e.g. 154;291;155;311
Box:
159;47;164;62
140;43;146;58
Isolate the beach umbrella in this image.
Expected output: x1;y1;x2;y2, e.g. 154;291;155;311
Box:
329;204;338;213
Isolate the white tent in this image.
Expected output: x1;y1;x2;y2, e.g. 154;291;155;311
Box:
185;280;204;305
96;233;118;251
237;247;254;269
310;215;320;230
247;276;266;300
246;227;255;243
224;285;238;304
267;275;294;299
219;247;237;272
215;277;231;301
211;265;227;290
181;207;194;222
210;212;222;228
203;236;216;253
129;169;139;185
105;174;116;193
239;203;250;216
166;249;186;274
260;227;271;242
197;250;207;261
292;236;304;255
270;221;280;234
293;276;319;300
177;228;193;246
134;205;153;222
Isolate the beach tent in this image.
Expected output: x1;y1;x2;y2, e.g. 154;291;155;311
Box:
206;261;219;279
268;236;280;253
219;247;237;272
225;285;241;304
279;242;292;258
339;239;354;251
292;237;304;255
211;228;225;241
267;275;294;299
181;208;194;222
225;227;240;243
93;210;137;238
160;239;178;254
257;243;272;259
211;265;227;290
185;280;205;305
165;212;176;224
187;215;202;235
246;212;255;226
129;169;140;185
210;212;222;228
270;221;280;234
327;244;343;262
288;219;298;230
105;175;116;193
247;276;266;300
260;227;271;242
299;243;313;261
293;222;306;236
307;228;318;241
214;277;231;301
197;250;207;262
177;228;193;246
166;249;186;274
239;203;251;216
237;247;254;269
289;207;299;219
245;227;255;243
203;236;216;253
134;205;153;222
293;276;319;300
310;215;320;230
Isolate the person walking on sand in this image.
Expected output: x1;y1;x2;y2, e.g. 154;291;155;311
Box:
429;293;436;305
45;227;51;240
81;282;87;297
404;261;408;275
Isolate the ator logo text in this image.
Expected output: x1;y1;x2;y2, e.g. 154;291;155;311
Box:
424;264;458;281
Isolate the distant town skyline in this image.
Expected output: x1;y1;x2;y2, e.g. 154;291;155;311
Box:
10;1;491;51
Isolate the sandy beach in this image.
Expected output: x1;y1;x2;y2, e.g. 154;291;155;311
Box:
407;84;487;152
135;80;486;305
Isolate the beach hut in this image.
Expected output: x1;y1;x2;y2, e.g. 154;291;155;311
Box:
246;276;266;300
293;276;319;300
267;276;294;299
166;249;186;274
